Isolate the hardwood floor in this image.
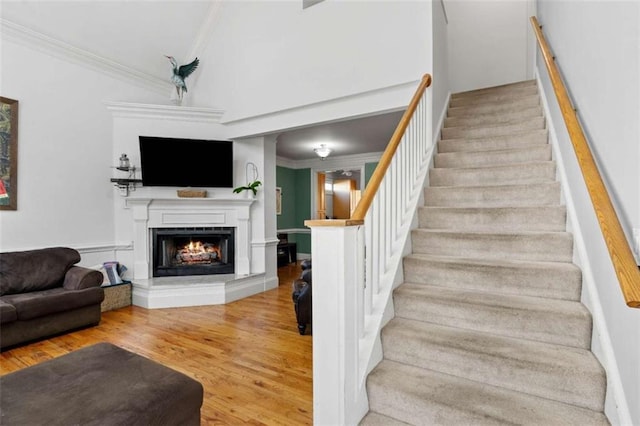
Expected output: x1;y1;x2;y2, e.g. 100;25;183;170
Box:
0;263;312;425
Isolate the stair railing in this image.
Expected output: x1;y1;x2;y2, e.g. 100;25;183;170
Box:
305;74;433;425
530;17;640;308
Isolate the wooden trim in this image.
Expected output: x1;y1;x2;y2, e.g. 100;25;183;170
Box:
351;73;432;221
316;172;326;219
531;16;640;308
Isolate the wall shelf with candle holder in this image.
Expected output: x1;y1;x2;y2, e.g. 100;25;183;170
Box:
110;154;142;196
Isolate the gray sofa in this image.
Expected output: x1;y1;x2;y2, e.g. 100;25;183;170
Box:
0;247;104;350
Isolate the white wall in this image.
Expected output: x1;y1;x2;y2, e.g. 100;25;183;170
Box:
193;0;432;128
0;38;164;259
432;0;450;137
447;0;533;93
0;0;433;283
535;1;640;424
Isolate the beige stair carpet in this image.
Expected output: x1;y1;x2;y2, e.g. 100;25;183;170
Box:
361;80;609;425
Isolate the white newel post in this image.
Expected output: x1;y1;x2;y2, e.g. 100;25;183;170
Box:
308;222;367;426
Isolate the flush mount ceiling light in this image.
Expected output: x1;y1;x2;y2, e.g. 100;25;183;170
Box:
314;144;332;160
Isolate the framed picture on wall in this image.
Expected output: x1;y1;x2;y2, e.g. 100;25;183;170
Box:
276;187;282;215
0;97;18;211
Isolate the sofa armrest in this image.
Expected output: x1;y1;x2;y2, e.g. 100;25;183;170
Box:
63;266;104;290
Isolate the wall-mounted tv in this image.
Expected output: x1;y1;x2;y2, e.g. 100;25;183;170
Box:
139;136;233;188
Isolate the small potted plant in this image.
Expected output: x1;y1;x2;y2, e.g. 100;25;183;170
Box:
233;180;262;197
233;162;262;198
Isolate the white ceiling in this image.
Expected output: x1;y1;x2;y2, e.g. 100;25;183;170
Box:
276;110;405;160
2;1;404;161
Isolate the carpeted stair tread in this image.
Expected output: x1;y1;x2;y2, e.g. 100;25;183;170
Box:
366;360;609;426
441;116;545;140
424;182;562;207
382;318;605;411
403;253;581;300
411;229;573;262
430;161;556;187
438;129;548;153
449;85;540;107
444;105;543;128
447;96;540;117
418;205;566;232
451;80;536;98
361;80;608;425
393;283;592;348
434;145;552;168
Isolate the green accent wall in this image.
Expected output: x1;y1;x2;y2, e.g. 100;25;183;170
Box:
365;162;378;186
276;162;380;254
276;166;312;254
276;166;297;230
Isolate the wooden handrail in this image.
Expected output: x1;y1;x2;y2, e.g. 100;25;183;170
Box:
531;16;640;308
351;73;432;221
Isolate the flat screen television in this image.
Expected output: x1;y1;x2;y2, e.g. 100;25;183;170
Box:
139;136;233;188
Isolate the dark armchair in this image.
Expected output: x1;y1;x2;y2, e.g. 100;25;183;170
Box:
291;260;312;335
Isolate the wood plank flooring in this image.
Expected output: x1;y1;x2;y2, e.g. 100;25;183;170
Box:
0;263;312;425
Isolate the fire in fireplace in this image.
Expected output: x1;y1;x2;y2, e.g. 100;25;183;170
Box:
152;227;235;277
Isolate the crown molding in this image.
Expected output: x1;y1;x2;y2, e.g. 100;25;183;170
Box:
105;101;225;123
276;156;298;169
1;18;172;95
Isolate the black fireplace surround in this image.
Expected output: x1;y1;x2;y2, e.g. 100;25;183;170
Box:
152;227;235;277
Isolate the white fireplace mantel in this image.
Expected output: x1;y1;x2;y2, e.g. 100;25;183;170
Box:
125;196;255;280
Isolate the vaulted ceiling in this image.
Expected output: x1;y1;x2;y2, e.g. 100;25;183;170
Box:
1;1;401;161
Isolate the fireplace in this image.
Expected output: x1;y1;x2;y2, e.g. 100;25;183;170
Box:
152;227;235;277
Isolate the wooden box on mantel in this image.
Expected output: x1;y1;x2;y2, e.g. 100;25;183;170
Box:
177;189;207;198
101;282;132;312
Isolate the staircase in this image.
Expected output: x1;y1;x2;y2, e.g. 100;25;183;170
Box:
361;81;609;425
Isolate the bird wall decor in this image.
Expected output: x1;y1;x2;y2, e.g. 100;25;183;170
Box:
165;55;199;103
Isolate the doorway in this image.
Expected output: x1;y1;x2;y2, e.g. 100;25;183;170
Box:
316;170;362;219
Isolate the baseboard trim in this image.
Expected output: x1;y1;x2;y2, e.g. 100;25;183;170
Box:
131;273;267;309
